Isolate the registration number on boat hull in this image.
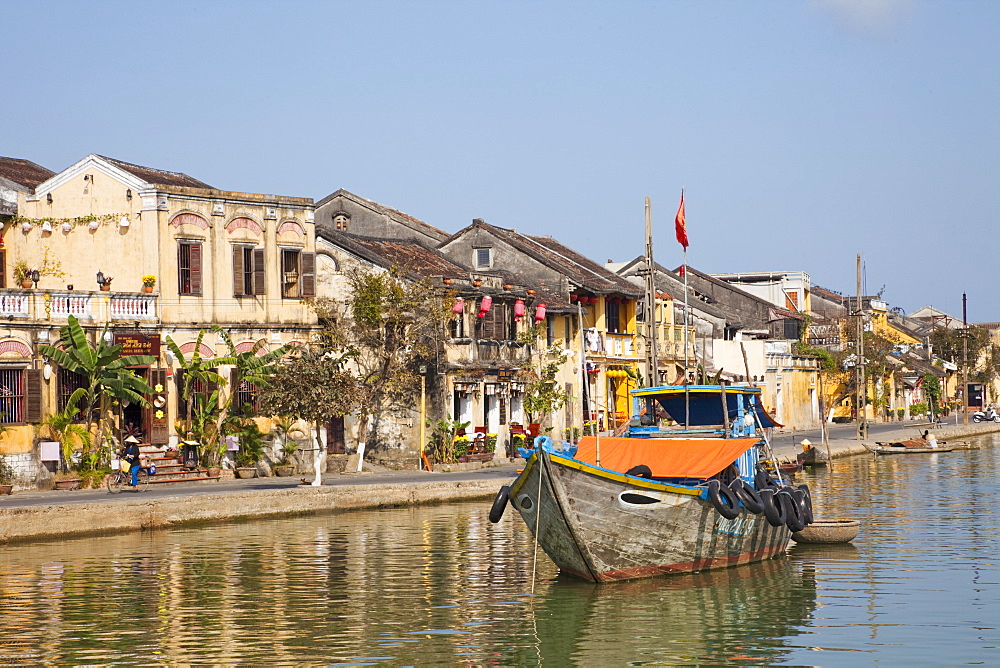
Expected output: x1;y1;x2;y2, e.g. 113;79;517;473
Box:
714;514;757;537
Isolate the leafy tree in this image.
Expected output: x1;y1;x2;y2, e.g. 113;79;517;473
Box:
39;315;154;463
41;405;92;474
922;373;942;418
335;266;451;460
519;325;569;429
972;344;1000;405
930;325;990;365
256;345;360;460
830;318;901;419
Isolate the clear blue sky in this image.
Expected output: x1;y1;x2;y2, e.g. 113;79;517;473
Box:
6;0;998;321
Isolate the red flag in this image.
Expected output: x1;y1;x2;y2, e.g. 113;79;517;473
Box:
675;192;689;248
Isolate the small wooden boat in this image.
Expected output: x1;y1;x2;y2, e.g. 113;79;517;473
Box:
492;384;812;582
796;447;828;467
865;442;954;455
778;460;802;474
792;519;859;544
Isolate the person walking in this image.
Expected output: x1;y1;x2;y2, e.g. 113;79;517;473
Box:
122;435;142;491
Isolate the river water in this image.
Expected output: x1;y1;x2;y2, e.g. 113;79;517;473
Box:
2;432;998;666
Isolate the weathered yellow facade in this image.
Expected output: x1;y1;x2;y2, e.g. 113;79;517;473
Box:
0;155;317;483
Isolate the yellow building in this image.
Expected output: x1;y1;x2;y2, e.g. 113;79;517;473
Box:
0;154;317;483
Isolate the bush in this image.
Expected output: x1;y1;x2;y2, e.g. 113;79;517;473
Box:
909;402;928;417
235;421;265;467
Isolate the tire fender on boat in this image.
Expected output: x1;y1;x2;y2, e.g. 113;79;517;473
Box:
730;478;764;514
759;488;788;527
625;464;653;479
707;479;742;520
778;488;806;533
794;484;814;525
755;468;779;491
488;485;511;524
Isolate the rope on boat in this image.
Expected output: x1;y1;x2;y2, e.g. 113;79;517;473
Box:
750;410;786;486
530;451;542;596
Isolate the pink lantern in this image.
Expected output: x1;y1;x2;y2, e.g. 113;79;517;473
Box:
513;299;525;321
478;295;493;318
452;298;465;314
534;303;546;322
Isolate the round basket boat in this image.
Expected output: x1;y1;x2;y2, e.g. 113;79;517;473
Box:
791;519;859;544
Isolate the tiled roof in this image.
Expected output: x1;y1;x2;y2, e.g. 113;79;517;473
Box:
0;157;55;190
315;189;449;242
322;231;467;280
98;155;214;189
459;222;641;296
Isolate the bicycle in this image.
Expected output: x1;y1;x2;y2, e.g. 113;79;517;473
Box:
107;463;150;493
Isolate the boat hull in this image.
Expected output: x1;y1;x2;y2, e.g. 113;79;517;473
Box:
867;443;954;454
510;450;791;583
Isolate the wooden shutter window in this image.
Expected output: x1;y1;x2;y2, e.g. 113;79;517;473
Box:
233;246;246;297
300;252;316;298
252;248;266;296
189;243;203;295
24;368;43;423
0;249;6;289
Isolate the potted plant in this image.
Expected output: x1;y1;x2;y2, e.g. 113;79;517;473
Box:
274;440;297;476
13;260;32;288
142;275;156;293
0;455;14;494
234;420;265;478
98;274;113;291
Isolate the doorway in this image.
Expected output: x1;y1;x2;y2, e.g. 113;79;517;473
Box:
326;417;345;454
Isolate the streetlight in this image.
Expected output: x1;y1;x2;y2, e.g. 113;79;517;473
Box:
419;364;428;470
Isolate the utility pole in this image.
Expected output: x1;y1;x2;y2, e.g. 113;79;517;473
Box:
962;293;969;426
856;254;866;440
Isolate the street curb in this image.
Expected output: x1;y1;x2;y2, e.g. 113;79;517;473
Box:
0;478;500;545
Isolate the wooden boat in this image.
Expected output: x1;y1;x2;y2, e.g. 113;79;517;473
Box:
796;447;829;467
778;460;802;474
492;385;813;582
866;441;955;455
791;519;859;544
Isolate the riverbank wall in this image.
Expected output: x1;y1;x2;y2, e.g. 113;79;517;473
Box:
0;477;501;545
5;423;998;546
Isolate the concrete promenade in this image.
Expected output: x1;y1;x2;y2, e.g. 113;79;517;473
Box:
3;420;998;545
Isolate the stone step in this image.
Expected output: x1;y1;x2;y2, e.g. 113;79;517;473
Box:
147;475;221;484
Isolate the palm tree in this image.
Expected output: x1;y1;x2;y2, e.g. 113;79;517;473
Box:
41;405;92;474
165;329;224;431
38;315;155;462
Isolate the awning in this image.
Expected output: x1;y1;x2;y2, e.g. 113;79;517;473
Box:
573;436;759;479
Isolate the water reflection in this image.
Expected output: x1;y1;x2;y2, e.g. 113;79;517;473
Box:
1;432;998;665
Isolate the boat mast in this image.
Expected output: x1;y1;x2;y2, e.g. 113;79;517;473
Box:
682;189;690;429
644;196;660;387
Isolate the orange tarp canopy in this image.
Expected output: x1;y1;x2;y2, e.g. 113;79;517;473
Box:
572;436;758;479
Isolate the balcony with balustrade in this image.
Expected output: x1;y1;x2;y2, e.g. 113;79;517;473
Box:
0;289;158;326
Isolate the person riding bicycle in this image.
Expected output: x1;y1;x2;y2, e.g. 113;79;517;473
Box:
121;435;142;491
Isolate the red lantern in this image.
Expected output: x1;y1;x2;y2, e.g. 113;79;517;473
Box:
534;303;546;322
452;298;465;314
478;295;493;318
513;299;525;321
569;293;578;302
